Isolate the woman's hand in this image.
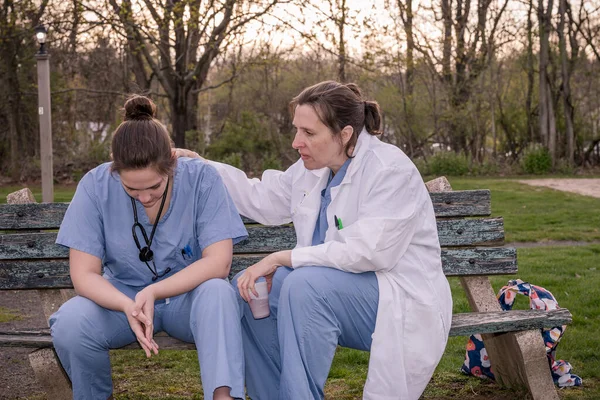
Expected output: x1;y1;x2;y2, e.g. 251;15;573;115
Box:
173;148;204;160
237;250;291;303
132;286;159;356
124;299;158;358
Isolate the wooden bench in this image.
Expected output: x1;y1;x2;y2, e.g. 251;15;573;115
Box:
0;178;572;399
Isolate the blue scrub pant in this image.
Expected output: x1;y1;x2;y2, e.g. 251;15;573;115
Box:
49;278;245;400
233;266;379;400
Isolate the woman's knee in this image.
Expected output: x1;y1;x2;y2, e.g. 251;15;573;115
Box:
190;278;238;312
50;297;103;351
189;279;241;328
197;277;236;298
280;267;328;306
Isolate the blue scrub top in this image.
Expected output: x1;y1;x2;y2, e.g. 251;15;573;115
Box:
56;158;248;287
311;158;352;246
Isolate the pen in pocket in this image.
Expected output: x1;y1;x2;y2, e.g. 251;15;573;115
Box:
334;215;344;230
181;244;193;260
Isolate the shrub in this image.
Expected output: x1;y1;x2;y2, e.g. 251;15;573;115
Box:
220;153;242;169
521;145;552;174
555;159;575;175
207;111;278;175
470;160;500;176
412;157;429;176
262;152;282;171
428;152;470;176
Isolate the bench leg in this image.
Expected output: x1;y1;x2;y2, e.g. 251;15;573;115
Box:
482;330;558;400
8;193;74;399
429;180;559;399
460;276;558;400
38;289;76;322
29;348;72;399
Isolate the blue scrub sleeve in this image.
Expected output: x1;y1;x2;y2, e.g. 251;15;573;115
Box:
55;173;105;260
196;167;248;252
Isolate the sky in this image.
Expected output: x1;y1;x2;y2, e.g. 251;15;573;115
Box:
73;0;595;63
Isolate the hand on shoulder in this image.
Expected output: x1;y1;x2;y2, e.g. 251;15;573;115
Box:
173;148;204;161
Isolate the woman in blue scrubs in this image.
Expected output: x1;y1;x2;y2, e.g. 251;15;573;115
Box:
49;95;248;400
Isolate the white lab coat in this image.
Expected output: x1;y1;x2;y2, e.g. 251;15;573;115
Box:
210;130;453;400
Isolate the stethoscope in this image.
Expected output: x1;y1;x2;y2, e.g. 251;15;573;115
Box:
130;176;171;281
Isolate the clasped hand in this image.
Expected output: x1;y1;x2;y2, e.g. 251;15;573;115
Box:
125;286;159;358
237;250;291;303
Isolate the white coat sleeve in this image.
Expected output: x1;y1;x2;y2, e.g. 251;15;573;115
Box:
291;166;428;273
208;160;300;226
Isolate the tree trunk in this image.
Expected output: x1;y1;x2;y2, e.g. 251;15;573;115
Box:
7;97;20;181
6;55;22;181
489;54;497;160
402;0;414;96
441;0;452;86
538;0;556;166
558;0;575;166
337;0;347;82
170;85;199;148
526;0;535;144
397;0;415;156
450;0;472;154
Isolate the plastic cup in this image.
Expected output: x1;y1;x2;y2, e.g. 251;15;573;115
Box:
249;280;270;319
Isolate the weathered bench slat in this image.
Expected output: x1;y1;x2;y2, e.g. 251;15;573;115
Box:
0;217;505;261
228;248;517;277
450;308;572;336
0;190;491;230
433;190;491;217
442;247;516;276
0;247;517;290
0;309;571;349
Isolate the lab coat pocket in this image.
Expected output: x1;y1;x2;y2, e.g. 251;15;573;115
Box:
404;300;447;383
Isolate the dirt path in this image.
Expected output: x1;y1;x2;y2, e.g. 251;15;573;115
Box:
0;291;48;399
517;178;600;198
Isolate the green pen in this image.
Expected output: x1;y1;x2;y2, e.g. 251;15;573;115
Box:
334;215;343;230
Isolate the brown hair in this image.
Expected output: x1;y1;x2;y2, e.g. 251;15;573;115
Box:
289;81;382;157
110;95;175;175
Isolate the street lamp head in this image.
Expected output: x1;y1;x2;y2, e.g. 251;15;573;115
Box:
35;25;47;44
34;25;48;55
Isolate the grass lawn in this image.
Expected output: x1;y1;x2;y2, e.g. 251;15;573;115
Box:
0;306;22;323
0;184;77;203
2;177;599;398
106;245;600;399
448;177;600;243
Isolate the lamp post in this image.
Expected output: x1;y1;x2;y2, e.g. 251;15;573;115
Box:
35;25;53;202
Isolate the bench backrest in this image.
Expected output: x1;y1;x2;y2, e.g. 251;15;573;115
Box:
0;189;516;290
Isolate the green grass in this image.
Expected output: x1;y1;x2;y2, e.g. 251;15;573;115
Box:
105;246;599;399
110;350;203;399
0;184;77;203
450;177;600;243
5;178;598;398
424;244;600;399
0;306;22;323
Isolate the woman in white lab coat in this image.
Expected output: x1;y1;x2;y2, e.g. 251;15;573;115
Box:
184;80;452;400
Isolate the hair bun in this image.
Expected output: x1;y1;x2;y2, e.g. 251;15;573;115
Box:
345;83;363;98
124;95;156;121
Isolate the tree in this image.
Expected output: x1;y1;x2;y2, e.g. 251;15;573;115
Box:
388;0;418;156
558;0;581;166
538;0;557;165
525;0;536;143
0;0;49;180
102;0;280;147
414;0;510;157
